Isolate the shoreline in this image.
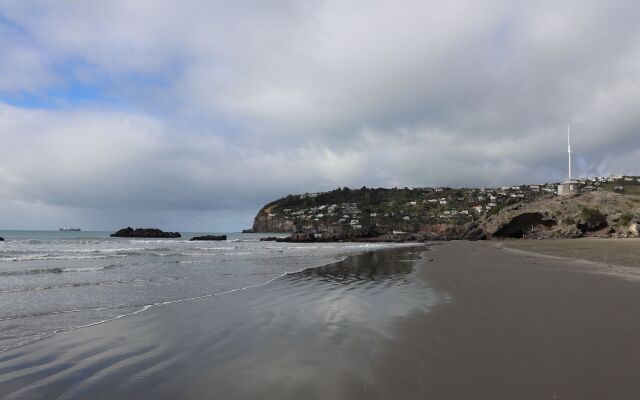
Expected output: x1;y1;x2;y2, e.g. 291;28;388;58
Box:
2;241;640;398
380;241;640;399
0;245;435;399
499;238;640;282
0;242;426;354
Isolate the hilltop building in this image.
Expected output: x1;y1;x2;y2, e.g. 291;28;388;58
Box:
558;126;581;196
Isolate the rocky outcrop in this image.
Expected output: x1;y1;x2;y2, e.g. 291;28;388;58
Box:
493;212;557;238
628;223;639;238
419;224;455;234
476;192;640;239
261;231;442;243
268;232;317;243
0;237;4;241
251;208;297;233
190;235;227;241
111;227;181;238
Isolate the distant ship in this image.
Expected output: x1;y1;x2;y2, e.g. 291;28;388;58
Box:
59;227;81;231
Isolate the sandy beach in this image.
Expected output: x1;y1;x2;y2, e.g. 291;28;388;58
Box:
1;241;640;399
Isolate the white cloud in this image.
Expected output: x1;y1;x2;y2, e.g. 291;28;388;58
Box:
0;0;639;229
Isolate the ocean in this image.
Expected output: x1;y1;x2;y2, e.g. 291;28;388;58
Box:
0;230;413;353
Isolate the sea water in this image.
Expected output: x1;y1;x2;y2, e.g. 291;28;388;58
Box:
0;230;413;352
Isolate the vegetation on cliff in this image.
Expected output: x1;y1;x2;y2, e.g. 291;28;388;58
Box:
251;184;552;234
250;176;640;240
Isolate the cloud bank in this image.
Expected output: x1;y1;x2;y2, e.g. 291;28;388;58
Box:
0;0;639;230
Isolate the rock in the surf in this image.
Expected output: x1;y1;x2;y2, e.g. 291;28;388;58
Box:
190;235;227;241
110;227;181;238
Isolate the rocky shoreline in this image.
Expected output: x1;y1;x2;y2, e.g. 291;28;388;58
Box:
260;231;456;243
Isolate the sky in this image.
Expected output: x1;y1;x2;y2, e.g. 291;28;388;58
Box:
1;0;639;231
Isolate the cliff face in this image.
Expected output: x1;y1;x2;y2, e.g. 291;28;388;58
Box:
251;209;297;233
477;191;640;239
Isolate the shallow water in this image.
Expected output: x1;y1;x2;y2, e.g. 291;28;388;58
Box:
0;230;418;352
0;247;439;400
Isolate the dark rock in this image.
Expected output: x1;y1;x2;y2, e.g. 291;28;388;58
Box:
190;235;227;241
577;207;608;232
260;237;284;241
0;237;4;241
493;212;557;238
290;232;316;242
272;232;317;243
241;229;253;233
110;227;181;238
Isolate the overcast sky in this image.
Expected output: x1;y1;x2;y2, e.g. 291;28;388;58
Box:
1;0;639;231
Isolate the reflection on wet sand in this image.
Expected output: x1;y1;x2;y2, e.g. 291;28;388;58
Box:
287;249;420;285
0;246;440;400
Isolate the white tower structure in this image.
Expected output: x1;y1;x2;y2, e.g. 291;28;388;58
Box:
567;125;572;179
558;125;580;196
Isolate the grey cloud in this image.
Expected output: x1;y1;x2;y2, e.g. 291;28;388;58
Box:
0;0;639;230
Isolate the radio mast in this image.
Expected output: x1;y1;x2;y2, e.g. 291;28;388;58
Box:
567;125;572;179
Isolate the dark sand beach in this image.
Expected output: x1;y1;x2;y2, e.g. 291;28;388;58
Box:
503;238;640;278
1;242;640;399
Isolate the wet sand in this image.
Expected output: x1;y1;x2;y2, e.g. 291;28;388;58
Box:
1;242;640;399
375;241;640;399
503;238;640;268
